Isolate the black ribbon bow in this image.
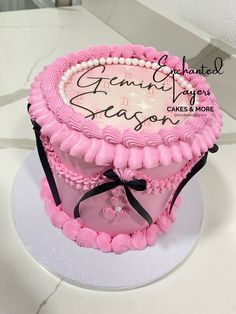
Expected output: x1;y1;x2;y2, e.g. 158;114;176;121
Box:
73;169;153;225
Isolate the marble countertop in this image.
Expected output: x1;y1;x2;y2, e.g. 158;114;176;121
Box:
1;6;236;314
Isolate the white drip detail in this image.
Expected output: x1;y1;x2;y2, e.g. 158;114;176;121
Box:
58;57;199;106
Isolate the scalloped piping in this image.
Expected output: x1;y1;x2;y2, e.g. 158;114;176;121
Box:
42;133;197;193
28;44;222;169
41;177;181;254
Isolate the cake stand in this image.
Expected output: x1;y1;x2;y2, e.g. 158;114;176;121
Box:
11;150;204;290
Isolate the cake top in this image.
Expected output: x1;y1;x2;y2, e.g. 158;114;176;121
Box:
29;45;222;169
60;58;193;132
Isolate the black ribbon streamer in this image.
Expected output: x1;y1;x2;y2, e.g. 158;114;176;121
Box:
27;103;61;206
73;169;153;225
168;144;219;214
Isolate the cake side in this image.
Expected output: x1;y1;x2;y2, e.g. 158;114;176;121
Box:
41;133;195;235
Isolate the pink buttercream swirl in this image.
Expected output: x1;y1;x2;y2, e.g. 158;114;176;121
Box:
159;128;180;145
109;45;122;58
155;51;169;64
56;104;74;124
83;120;103;139
166;55;182;71
96;232;112;252
64;53;78;67
110;186;124;198
120;45;134;58
123;130;146;148
63;220;81;240
156;211;172;232
131;45;145;59
189;118;206;133
146;224;161;246
111;234;133;254
75;50;89;63
76;228;98;248
114;168;135;181
143;47;158;61
179;124;195;142
42;134;197;194
131;230;147;249
102;126;123;144
102;207;116;220
102;207;128;221
144;132;163;146
96;45;111;58
203;112;213;125
87;46;101;60
67;111;85;131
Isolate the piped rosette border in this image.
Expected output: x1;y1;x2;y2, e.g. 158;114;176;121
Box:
41;176;181;254
28;45;222;169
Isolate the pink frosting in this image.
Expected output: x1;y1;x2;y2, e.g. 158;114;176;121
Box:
103;126;122;144
51;211;70;228
76;228;98;248
131;230;147;250
96;233;112;252
41;177;181;254
114;167;135;181
28;44;222;169
102;207;128;221
146;224;161;246
156;212;172;233
111;234;133;254
63;220;81;240
41;134;197;195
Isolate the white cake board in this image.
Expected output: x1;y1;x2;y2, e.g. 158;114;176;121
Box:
11;150;204;291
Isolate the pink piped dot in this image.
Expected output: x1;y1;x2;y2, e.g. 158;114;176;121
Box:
169;208;176;222
96;233;112;252
157;214;172;232
63;219;81;240
131;230;147;250
76;228;97;248
51;211;70;229
45;200;60;218
111;234;133;254
83;185;89;191
146;224;160;246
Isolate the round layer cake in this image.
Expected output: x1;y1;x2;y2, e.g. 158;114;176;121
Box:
28;45;222;253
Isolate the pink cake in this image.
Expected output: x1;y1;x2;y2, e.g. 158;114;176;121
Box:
28;45;222;254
